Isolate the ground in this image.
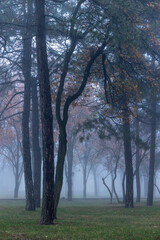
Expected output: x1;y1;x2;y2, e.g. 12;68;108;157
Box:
0;199;160;240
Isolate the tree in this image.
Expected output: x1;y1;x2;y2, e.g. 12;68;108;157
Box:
22;0;35;211
31;77;42;208
0;119;23;198
35;0;54;224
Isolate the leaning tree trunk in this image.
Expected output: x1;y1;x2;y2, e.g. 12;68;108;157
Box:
54;126;67;218
54;18;107;217
122;102;134;208
147;94;157;206
113;158;121;203
22;0;35;211
35;0;54;224
135;118;141;203
32;77;41;208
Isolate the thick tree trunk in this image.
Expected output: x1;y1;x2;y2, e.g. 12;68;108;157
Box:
54;126;67;218
35;0;54;224
122;103;133;208
22;0;35;211
135;118;141;203
147;95;157;206
32;77;41;208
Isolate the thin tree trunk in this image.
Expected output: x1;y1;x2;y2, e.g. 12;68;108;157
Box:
67;136;74;201
113;158;121;203
147;95;157;206
122;102;133;208
32;77;41;208
35;0;54;224
122;171;126;204
135;118;141;202
102;177;112;203
22;0;35;211
83;164;87;198
92;168;98;197
14;169;20;198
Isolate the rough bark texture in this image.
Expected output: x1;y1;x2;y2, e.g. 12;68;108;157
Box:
147;95;156;206
32;77;41;208
122;103;133;208
135;118;141;203
22;0;35;211
35;0;54;224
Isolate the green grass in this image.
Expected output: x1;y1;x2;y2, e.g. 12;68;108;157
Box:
0;199;160;240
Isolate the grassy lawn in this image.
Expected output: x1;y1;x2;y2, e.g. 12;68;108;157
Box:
0;199;160;240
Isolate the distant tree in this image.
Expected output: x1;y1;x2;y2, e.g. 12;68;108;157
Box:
0;119;23;199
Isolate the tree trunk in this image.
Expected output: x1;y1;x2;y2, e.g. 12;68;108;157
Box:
32;77;41;208
113;158;121;203
14;169;20;199
147;95;157;206
83;164;87;198
135;118;141;202
35;0;54;224
122;172;126;204
22;0;35;211
122;103;134;208
54;126;67;218
144;175;148;198
92;168;98;197
67;136;74;201
102;177;112;203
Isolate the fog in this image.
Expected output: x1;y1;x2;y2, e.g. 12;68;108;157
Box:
1;160;160;201
0;167;25;198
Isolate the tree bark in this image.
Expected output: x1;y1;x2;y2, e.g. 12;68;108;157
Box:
147;95;157;206
122;102;134;208
32;77;41;208
22;0;35;211
35;0;54;224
